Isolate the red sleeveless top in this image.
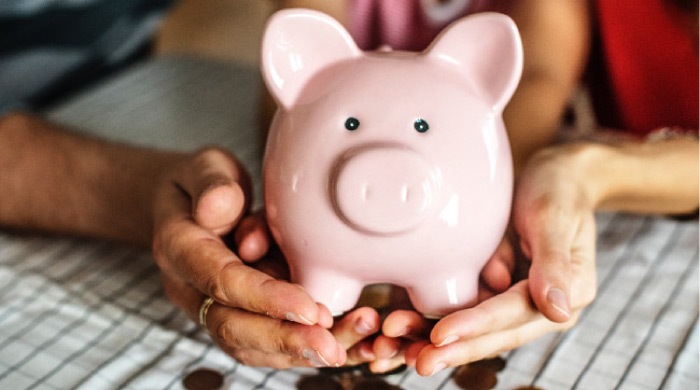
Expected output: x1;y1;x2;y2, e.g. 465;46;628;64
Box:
593;0;698;135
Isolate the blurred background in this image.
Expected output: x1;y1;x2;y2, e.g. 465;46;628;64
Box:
154;0;275;66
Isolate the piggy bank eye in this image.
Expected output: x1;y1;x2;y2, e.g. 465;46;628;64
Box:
414;118;429;133
345;117;360;131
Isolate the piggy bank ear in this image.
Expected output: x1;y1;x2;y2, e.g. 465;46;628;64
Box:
262;9;361;109
426;13;523;112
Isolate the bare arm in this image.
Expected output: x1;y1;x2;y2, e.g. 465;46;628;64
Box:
0;111;379;368
486;0;592;173
584;138;699;214
0;112;181;246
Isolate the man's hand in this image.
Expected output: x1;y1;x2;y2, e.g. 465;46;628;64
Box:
150;147;347;368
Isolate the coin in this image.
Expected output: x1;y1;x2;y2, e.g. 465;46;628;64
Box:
297;374;343;390
452;357;507;390
182;368;224;390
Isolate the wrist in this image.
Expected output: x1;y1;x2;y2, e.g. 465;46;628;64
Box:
568;142;617;209
525;142;612;209
130;149;185;246
557;136;699;214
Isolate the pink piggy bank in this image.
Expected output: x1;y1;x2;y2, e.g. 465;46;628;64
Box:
262;9;522;318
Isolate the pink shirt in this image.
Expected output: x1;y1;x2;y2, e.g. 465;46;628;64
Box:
349;0;489;51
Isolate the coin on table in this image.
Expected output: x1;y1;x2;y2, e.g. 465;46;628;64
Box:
452;357;506;390
296;374;343;390
182;368;224;390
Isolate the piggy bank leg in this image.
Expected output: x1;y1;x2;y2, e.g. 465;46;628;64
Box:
294;269;365;316
405;273;480;319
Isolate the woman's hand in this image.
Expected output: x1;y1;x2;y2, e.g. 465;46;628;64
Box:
150;147;347;368
362;241;518;374
379;144;601;376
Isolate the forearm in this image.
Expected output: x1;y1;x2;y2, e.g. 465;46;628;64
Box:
567;139;699;215
593;138;699;214
0;112;183;246
503;76;576;174
488;0;591;174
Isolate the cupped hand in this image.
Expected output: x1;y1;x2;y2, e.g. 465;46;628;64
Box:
150;147;345;368
364;244;516;375
380;145;600;376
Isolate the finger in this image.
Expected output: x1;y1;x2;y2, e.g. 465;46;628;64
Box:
246;245;291;281
480;237;515;293
160;273;201;321
373;334;402;360
166;270;342;367
221;348;296;369
368;355;406;374
368;335;407;373
162;221;322;325
234;211;271;262
332;307;380;349
316;303;334;330
529;254;573;323
516;208;576;322
345;340;376;366
206;303;347;367
404;340;430;367
382;310;433;340
429;281;540;347
477;280;498;302
223;344;338;369
178;148;251;234
414;312;578;377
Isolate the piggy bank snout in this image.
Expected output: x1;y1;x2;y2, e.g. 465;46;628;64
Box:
331;146;438;235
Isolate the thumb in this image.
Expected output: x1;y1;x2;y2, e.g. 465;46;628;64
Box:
178;148;251;235
517;209;574;323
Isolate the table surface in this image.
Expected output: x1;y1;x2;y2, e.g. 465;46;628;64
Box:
0;56;697;390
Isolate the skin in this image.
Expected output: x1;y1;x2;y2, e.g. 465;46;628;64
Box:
0;111;379;369
277;0;699;375
383;138;698;376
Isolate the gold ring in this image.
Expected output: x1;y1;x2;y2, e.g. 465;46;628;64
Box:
199;297;215;328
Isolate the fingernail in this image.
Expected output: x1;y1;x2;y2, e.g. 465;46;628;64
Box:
373;359;393;373
437;334;459;347
359;344;375;360
430;362;447;376
547;288;571;319
354;317;374;335
302;348;331;367
385;347;398;359
286;312;314;325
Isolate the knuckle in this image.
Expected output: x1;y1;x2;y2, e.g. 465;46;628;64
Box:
202;272;228;303
152;222;196;271
196;145;227;159
214;318;243;350
220;262;270;312
258;318;296;356
472;306;496;329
